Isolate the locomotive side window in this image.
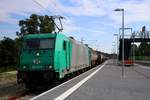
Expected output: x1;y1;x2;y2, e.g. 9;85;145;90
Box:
63;41;66;50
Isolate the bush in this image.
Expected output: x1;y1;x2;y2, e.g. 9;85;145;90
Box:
0;37;22;72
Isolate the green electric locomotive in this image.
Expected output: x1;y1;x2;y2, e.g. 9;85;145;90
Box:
17;33;95;88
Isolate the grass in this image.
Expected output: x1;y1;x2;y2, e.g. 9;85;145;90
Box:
0;66;17;73
130;56;150;61
0;66;17;82
0;71;17;82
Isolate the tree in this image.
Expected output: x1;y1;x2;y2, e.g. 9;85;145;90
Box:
131;44;140;56
139;42;149;55
17;14;56;37
0;37;18;67
39;15;55;33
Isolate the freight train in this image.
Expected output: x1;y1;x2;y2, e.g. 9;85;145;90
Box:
17;33;105;88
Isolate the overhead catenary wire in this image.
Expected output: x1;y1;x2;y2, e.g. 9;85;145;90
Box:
31;0;66;33
47;0;79;34
48;0;61;16
32;0;69;19
31;0;78;36
49;0;70;19
32;0;53;14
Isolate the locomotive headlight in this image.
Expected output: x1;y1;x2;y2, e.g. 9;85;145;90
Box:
23;66;26;69
36;52;40;56
48;65;52;69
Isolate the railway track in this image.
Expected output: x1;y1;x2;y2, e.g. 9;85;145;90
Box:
5;74;76;99
7;90;28;100
6;82;62;100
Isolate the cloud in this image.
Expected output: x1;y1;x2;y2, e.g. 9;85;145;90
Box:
106;0;150;24
1;0;150;24
0;0;107;24
0;0;42;24
1;0;149;25
62;0;106;16
1;0;150;53
61;18;80;34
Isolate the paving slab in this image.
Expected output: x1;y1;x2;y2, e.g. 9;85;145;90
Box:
32;60;150;100
32;63;104;100
66;60;150;100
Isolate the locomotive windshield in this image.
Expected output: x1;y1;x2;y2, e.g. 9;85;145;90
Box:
25;38;55;49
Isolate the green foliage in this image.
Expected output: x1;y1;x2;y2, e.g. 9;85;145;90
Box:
0;66;16;73
17;14;55;37
139;42;150;56
0;37;22;71
131;44;140;56
134;56;150;60
39;15;55;33
131;42;150;60
0;37;16;66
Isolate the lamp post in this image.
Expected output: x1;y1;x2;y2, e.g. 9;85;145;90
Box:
112;43;116;64
114;8;125;78
132;29;135;65
114;34;119;64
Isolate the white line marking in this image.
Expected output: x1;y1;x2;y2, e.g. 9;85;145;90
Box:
31;61;107;100
135;64;150;70
54;61;107;100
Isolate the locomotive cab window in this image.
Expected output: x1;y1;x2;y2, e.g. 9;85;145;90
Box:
25;38;55;50
63;41;66;50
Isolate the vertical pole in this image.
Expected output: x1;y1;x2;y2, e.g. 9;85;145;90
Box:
132;29;135;65
81;37;84;43
122;9;124;78
117;35;119;64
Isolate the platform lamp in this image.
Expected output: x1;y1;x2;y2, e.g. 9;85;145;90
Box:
114;8;125;78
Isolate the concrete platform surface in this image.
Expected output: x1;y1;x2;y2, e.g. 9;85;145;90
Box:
32;60;150;100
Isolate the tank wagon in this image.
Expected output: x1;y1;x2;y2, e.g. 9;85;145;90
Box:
17;33;103;88
90;49;98;66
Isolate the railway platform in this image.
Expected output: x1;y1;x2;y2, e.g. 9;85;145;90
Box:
31;60;150;100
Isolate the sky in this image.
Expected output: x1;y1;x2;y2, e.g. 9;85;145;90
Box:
0;0;150;53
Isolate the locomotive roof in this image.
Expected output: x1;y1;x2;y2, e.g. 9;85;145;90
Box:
24;33;60;39
23;33;90;48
